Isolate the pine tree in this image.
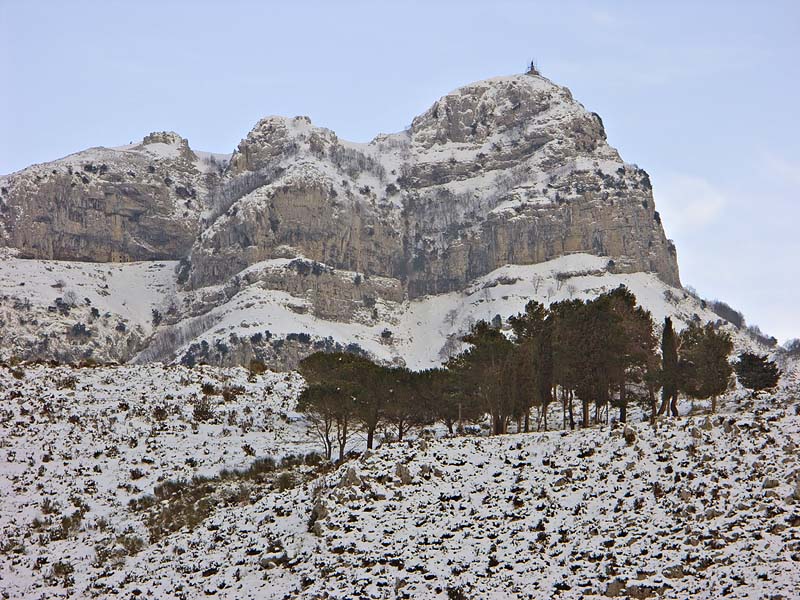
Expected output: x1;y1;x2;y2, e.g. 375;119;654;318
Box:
509;300;553;431
659;317;679;417
297;383;358;462
381;366;428;442
419;367;480;434
298;352;383;449
679;322;733;412
449;320;516;435
605;286;657;423
733;352;781;395
579;293;623;426
550;299;585;429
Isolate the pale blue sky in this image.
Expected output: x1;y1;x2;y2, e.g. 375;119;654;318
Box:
1;1;798;341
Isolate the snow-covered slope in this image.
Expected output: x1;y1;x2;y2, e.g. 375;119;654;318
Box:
0;363;308;598
0;251;776;368
0;251;177;363
1;362;797;599
154;253;770;370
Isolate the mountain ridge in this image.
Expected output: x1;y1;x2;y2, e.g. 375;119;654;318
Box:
0;72;698;368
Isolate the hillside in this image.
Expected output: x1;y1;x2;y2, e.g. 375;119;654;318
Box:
1;362;797;599
1;67;794;600
0;251;768;369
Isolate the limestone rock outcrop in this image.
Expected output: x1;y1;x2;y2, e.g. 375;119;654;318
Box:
185;74;679;298
0;132;221;261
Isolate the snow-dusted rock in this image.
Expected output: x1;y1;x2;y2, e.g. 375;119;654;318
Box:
0;72;699;368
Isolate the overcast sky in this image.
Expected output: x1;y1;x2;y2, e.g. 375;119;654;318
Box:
1;1;797;341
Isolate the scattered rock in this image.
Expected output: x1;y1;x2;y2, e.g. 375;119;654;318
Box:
338;467;361;488
395;463;413;485
653;482;665;499
626;583;671;599
723;420;740;434
604;578;627;597
623;426;636;445
663;565;686;579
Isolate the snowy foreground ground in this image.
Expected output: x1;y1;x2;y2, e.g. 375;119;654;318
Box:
1;363;799;599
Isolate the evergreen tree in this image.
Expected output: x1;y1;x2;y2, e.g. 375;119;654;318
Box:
509;300;553;431
417;367;479;434
448;320;516;435
577;294;623;426
551;298;616;428
605;286;657;423
679;322;733;412
659;317;679;417
381;366;428;442
550;299;585;429
297;383;358;461
733;352;781;395
298;352;383;449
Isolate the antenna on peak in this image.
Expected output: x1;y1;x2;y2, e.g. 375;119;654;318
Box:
526;59;540;76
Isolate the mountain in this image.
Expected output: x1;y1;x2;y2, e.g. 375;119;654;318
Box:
2;70;797;600
0;71;757;369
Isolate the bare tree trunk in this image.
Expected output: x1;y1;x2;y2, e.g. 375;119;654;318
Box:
657;392;670;416
568;390;575;430
648;384;656;427
492;413;504;435
324;433;332;461
670;392;679;417
337;417;348;463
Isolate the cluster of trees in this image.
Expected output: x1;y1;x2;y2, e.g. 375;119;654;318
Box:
450;288;736;434
297;285;781;460
297;353;459;461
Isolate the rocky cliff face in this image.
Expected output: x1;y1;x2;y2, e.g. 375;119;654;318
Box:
0;72;684;367
185;74;679;299
0;132;222;262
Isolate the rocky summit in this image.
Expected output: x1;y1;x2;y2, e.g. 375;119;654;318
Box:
0;72;682;368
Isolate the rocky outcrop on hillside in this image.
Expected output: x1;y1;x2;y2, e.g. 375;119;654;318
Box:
0;132;221;261
1;73;679;292
186;74;679;298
